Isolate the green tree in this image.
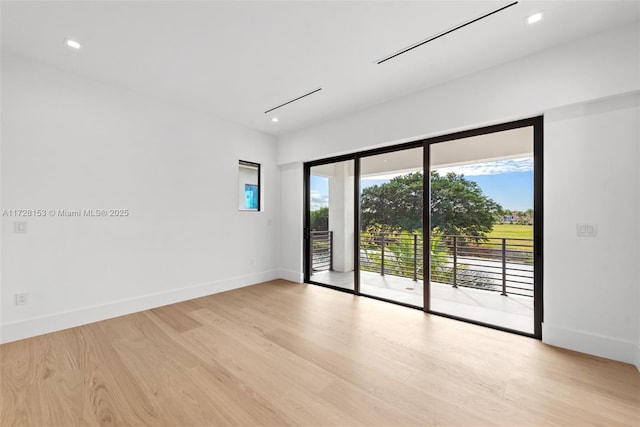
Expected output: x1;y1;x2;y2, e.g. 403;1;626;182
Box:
361;172;423;232
360;171;501;237
310;207;329;230
431;171;501;237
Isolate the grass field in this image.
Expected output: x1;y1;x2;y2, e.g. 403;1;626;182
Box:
486;224;533;251
488;223;533;239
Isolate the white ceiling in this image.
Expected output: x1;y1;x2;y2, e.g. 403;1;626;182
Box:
430;126;533;169
312;125;533;177
2;1;638;136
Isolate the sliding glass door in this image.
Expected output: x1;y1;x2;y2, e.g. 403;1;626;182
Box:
304;118;542;338
305;159;355;291
358;147;424;307
428;125;537;334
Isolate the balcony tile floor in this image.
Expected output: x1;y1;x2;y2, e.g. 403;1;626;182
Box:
310;270;534;334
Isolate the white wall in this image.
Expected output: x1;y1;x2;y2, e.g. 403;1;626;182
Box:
278;23;638;165
278;163;303;282
543;94;639;365
277;22;640;366
328;162;354;273
0;53;280;343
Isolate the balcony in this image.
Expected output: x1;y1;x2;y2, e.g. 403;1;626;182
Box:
310;230;534;333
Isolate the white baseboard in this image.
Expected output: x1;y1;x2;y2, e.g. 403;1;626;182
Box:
278;268;303;283
542;322;637;365
0;270;279;344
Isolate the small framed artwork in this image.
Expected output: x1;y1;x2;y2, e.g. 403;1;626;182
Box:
238;160;261;211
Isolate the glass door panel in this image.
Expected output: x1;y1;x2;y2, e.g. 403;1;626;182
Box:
429;126;535;334
308;160;355;291
359;147;424;307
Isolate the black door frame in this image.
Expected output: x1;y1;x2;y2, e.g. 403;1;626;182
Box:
304;156;361;294
303;116;543;339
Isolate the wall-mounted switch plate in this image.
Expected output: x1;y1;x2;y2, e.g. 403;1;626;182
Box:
577;223;597;237
15;293;28;305
14;221;27;233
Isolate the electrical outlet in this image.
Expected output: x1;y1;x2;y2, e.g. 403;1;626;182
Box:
15;293;28;306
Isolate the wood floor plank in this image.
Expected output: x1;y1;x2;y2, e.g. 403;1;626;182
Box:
149;304;202;333
1;279;639;426
180;312;363;426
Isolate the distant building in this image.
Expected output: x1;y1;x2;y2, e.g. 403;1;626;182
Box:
499;215;532;224
499;214;518;223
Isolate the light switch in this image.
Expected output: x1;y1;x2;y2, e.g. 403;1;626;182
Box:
14;221;27;234
576;223;597;237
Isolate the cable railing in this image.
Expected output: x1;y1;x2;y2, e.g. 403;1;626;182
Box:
314;230;534;297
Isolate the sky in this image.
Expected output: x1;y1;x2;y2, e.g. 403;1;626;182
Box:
435;157;533;211
310;175;329;211
311;157;533;212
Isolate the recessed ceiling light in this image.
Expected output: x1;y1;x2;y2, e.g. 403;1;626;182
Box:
65;39;81;49
527;12;543;25
271;117;279;123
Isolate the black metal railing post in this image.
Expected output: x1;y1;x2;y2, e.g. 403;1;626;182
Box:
501;238;507;296
380;233;385;276
329;231;333;271
413;234;418;281
453;236;458;288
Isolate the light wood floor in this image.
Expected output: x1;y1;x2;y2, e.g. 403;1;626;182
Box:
1;280;639;426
